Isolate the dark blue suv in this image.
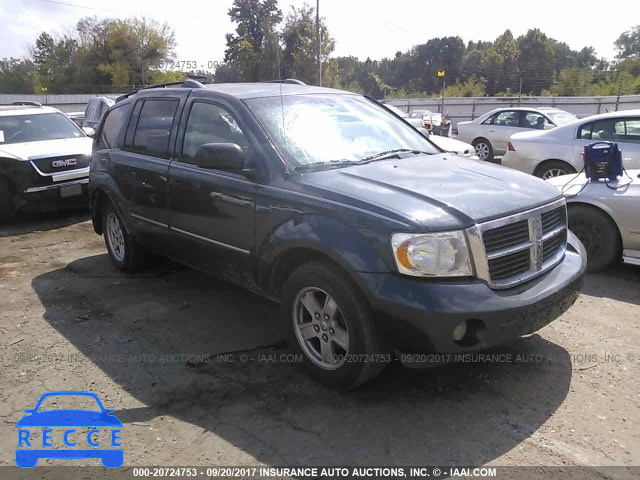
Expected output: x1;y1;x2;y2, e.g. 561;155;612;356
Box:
89;79;586;388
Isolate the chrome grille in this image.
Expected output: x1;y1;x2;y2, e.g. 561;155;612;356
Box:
466;199;568;289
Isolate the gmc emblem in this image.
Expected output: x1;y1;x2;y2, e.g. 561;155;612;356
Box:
51;158;77;168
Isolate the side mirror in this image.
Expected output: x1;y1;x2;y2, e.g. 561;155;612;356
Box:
82;126;95;137
194;143;245;171
543;123;554;130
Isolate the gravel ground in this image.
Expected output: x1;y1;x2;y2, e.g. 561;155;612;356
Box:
0;212;638;478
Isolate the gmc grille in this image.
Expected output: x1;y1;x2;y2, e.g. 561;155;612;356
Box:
30;154;89;174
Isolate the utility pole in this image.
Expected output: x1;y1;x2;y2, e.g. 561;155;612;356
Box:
518;77;523;106
437;70;445;114
316;0;322;86
615;74;622;111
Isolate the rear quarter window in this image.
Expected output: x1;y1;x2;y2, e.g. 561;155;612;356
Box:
127;99;179;157
96;105;128;150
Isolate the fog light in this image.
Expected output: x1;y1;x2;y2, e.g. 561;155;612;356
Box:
452;321;468;342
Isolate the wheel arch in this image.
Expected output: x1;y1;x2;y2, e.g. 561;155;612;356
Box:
567;200;623;241
256;215;391;299
90;186;128;236
533;158;577;177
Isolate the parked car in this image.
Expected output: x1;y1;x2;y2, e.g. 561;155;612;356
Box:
83;96;115;131
89;79;586;388
456;107;577;162
546;170;640;272
384;104;476;157
503;109;640;179
66;111;85;127
383;104;423;129
0;105;92;224
410;109;444;134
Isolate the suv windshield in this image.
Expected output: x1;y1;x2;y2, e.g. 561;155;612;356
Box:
0;112;83;145
545;110;577;126
246;94;438;167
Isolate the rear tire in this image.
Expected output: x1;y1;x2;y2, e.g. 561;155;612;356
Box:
472;138;494;162
0;177;13;225
280;261;390;389
102;203;149;272
535;160;576;179
568;205;621;272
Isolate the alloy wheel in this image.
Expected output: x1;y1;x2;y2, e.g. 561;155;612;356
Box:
292;287;350;370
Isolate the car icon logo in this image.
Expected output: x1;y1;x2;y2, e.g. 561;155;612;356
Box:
15;391;123;468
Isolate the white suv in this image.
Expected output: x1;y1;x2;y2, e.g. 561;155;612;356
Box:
0;105;93;223
455;107;577;161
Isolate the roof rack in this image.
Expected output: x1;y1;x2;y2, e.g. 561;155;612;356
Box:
262;79;307;85
10;101;42;107
116;79;205;103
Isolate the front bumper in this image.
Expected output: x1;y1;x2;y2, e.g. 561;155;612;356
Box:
20;178;89;210
359;231;586;354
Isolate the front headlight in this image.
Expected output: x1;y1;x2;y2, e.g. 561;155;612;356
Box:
391;231;473;277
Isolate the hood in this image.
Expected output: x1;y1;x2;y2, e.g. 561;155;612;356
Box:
300;154;562;231
0;137;92;161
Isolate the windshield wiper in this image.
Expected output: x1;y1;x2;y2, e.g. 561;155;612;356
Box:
294;159;361;172
359;148;432;162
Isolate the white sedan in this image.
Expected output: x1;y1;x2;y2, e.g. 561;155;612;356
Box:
503;109;640;179
456;107;577;162
546;170;640;271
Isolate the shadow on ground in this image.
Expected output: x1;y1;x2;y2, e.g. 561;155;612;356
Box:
32;254;572;465
0;210;89;238
582;263;640;306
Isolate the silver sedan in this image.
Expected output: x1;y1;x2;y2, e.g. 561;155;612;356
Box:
547;170;640;271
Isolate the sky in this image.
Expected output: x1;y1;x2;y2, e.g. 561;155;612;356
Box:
0;0;634;69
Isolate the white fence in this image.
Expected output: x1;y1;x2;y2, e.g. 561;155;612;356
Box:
387;95;640;127
0;93;120;114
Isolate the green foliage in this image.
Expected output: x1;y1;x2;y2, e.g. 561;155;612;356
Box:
615;25;640;59
223;0;283;82
0;58;37;93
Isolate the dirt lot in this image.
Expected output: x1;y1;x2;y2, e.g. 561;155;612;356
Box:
0;212;638;476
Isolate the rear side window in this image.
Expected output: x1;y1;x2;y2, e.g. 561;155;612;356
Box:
96;105;128;150
130;99;179;157
578;118;628;141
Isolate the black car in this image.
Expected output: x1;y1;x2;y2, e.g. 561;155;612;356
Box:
89;79;587;388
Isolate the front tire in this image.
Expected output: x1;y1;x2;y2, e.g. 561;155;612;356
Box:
568;205;621;272
280;261;389;389
472;138;494;162
102;203;148;272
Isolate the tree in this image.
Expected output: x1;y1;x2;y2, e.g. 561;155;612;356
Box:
30;33;79;93
0;58;36;93
281;3;334;85
517;29;555;95
615;25;640;59
223;0;283;81
483;30;519;95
